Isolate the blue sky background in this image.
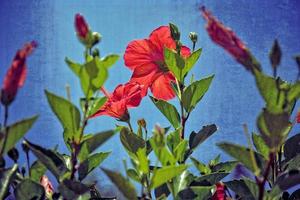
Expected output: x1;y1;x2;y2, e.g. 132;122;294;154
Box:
1;0;300;196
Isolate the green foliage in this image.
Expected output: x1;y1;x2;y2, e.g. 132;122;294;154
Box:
78;151;111;181
150;96;181;129
58;179;90;200
87;96;107;117
182;75;214;112
252;133;269;159
189;124;217;150
30;160;47;182
14;179;45;200
102;167;138;200
23;140;69;181
284;133;300;161
183;48;202;78
0;164;18;199
45;90;81;146
0;115;38;154
120;127;145;155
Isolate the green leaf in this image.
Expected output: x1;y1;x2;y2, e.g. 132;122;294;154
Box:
14;179;45;200
164;48;184;81
183;48;202;77
172;170;194;195
218;142;266;173
45;90;81;145
182;75;214;112
78;152;111;181
257;109;291;150
126;169;140;183
58;179;90;200
87;97;107;117
150;165;187;189
0;164;18;200
189;124;217;150
211;161;238;173
100;54;120;68
120;127;145;154
78;130;115;161
0;115;38;154
166;128;182;152
102;167;138;200
285;154;300;170
224;180;255;200
195;172;229;185
252;133;269;159
190;186;213;199
23;140;69;181
65;57;81;76
174;140;188;163
150;96;180;129
136;148;149;174
284;133;300;161
30;160;47;182
190;157;211;175
275;169;300;191
243;178;259;199
150;137;176;166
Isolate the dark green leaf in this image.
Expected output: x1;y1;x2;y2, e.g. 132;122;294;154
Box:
150;165;187;189
78;152;110;181
154;183;170;199
150;96;180;129
182;75;214;112
224;180;255;200
189;124;217;150
0;164;18;200
284;133;300;161
23;140;69;181
269;39;281;69
243;178;259;199
195;172;229;185
102;167;138;200
275;169;300;191
14;179;45;200
218;142;266;173
45;90;81;145
126;169;140;183
211;161;238;173
252;133;269;159
0;115;38;154
285;154;300;170
173;170;194;195
190;157;211;175
190;186;213;199
120;127;145;154
30;161;47;182
58;179;90;200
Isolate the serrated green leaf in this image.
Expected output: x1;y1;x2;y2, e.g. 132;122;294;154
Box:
102;167;138;200
182;75;214;112
0;164;18;200
30;160;47;182
218;142;266;173
24;140;69;181
0;115;38;154
14;179;45;200
78;152;111;181
45;90;80;145
150;96;180;129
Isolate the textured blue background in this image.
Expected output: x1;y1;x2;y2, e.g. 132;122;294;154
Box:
1;0;300;196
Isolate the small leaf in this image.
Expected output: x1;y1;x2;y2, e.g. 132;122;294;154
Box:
252;133;269;159
78;152;111;181
23;140;69;181
58;179;90;200
136;148;149;174
189;124;217;150
183;48;202;78
102;167;138;200
284;133;300;161
182;75;214;112
190;186;213;199
150;96;181;129
100;54;120;68
211;161;238;173
0;115;38;154
30;160;47;182
65;57;81;76
195;172;229;185
243;178;259;199
150;137;177;166
269;39;281;69
217;142;266;173
120;127;145;154
87;97;107;117
14;179;45;200
174;140;188;163
173;170;194;195
190;157;211;175
150;165;187;189
126;169;140;183
0;164;18;200
285;154;300;170
224;180;255;200
45;90;80;144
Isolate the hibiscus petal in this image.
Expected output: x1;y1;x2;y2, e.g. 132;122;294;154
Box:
150;72;176;100
124;39;154;70
180;46;191;58
149;26;175;53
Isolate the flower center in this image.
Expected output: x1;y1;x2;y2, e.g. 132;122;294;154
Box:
155;60;169;72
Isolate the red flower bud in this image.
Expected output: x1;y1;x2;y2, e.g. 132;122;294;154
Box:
1;41;37;106
75;13;89;39
212;182;227;200
201;6;260;73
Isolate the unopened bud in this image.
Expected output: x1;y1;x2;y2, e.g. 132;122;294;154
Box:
92;32;102;46
169;23;180;41
189;32;198;43
137;119;146;129
92;48;100;57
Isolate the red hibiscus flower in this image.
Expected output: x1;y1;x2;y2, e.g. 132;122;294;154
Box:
201;6;260;73
40;175;54;197
1;41;37;106
91;82;143;121
212;182;227;200
75;13;89;39
124;26;191;101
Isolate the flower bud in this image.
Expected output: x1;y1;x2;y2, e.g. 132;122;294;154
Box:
92;32;102;46
169;23;180;41
75;13;89;39
7;148;19;163
189;32;198;44
137;118;146;129
92;48;100;57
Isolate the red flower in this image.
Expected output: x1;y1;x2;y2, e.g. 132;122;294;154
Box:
201;7;260;72
40;175;54;197
75;13;89;39
124;26;191;101
212;183;227;200
1;41;37;106
91;82;143;121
